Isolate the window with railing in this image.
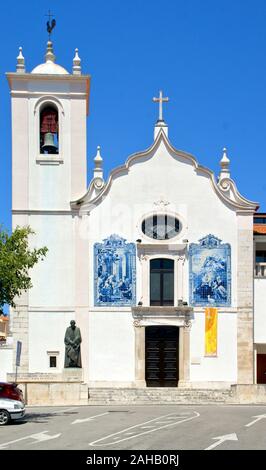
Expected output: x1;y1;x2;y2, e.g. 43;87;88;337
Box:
255;251;266;277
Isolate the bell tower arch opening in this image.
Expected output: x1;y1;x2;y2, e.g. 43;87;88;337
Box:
40;104;59;154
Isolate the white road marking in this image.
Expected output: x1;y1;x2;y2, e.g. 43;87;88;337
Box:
0;431;61;449
245;414;266;428
28;432;61;445
72;412;109;425
155;421;173;424
165;415;190;419
89;411;200;447
205;433;238;451
0;436;31;449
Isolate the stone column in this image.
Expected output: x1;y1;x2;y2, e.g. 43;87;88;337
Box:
139;254;148;306
179;326;184;382
237;216;254;384
11;214;29;374
178;324;191;387
254;345;257;385
134;322;146;387
12;304;29;373
177;256;185;302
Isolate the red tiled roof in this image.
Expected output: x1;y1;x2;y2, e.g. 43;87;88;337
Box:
254;225;266;234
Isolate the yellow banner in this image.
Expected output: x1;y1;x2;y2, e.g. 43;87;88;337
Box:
205;307;218;356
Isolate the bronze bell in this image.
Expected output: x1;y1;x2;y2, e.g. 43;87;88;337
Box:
42;132;58;154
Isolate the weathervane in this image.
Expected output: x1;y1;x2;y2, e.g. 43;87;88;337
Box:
46;10;56;40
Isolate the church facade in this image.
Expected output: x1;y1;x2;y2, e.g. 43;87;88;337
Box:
4;40;266;397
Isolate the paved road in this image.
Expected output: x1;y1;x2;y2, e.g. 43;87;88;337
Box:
0;404;266;450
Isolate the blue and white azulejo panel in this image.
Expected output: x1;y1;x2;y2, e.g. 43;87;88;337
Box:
189;234;231;307
94;234;136;306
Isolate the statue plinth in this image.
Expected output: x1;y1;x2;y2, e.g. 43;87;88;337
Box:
62;368;83;382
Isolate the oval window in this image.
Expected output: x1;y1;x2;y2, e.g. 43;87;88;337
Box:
141;215;181;240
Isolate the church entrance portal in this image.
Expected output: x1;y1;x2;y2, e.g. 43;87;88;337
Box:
145;326;179;387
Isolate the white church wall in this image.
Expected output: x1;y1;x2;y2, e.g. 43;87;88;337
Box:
11;96;29;210
75;217;90;307
29;311;74;373
28;214;75;308
70;97;87;201
254;278;266;343
88;311;135;384
190;311;237;382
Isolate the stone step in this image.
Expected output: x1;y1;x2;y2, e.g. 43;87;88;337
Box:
88;387;232;405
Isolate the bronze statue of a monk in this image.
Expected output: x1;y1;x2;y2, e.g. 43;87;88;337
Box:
64;320;82;367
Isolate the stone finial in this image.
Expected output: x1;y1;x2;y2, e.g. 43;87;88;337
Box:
94;145;103;163
16;47;25;73
154;120;168;140
73;48;81;75
221;147;230;166
45;40;56;63
93;146;104;180
219;147;230;180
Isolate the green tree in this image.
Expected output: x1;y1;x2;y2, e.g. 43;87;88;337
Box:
0;226;48;313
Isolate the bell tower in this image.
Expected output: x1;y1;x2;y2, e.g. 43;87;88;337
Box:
6;28;91;374
7;39;90;212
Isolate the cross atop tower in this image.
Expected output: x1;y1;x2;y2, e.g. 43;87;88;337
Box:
45;9;53;23
153;90;169;122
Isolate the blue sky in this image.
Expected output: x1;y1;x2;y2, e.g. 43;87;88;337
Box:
1;0;266;231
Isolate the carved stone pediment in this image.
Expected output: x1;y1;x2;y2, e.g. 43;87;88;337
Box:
132;306;193;320
132;306;193;328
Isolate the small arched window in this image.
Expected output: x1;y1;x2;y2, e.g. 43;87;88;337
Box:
40;105;59;154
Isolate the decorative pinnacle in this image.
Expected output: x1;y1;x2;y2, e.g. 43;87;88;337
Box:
219;147;230;181
94;146;103;163
73;48;81;75
16;47;25;73
45;40;56;63
93;146;104;181
220;147;230;168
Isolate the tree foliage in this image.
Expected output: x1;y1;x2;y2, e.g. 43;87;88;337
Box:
0;226;48;313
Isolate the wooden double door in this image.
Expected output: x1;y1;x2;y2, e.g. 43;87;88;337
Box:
145;326;179;387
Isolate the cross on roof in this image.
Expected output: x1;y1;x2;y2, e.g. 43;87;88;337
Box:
153;90;169;122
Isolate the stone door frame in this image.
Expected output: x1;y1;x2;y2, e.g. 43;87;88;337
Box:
133;314;191;388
